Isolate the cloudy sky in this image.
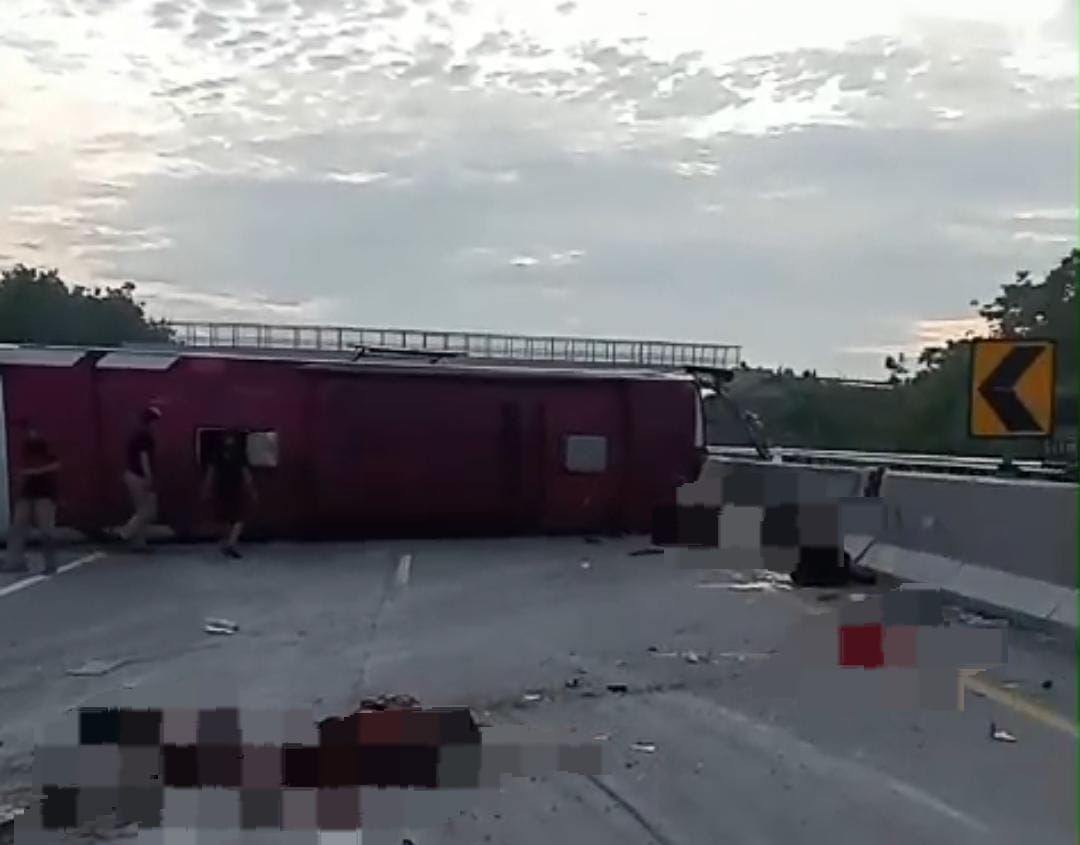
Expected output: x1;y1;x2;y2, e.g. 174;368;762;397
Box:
1;0;1076;376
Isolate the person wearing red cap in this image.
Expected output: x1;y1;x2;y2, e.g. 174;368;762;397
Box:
115;406;162;551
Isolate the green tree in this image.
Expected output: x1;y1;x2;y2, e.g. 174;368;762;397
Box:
884;249;1078;455
0;264;173;347
975;248;1077;383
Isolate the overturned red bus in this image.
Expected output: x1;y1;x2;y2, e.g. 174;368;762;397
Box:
0;347;708;541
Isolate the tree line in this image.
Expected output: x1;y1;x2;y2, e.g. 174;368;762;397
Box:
1;252;1076;457
712;249;1076;456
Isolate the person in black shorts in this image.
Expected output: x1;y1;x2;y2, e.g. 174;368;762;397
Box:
3;423;60;574
202;430;256;559
116;406;162;551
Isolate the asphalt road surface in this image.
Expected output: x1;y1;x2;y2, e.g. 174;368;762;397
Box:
0;537;1075;844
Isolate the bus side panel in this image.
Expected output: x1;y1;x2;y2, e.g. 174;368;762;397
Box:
310;371;516;538
1;363;97;536
538;381;625;534
622;379;700;533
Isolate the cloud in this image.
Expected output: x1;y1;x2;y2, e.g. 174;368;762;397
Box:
149;0;188;30
0;0;1076;378
323;171;390;185
133;278;334;323
915;316;989;346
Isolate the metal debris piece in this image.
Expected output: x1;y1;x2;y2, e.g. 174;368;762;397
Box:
682;651;704;665
989;722;1017;743
630;742;656;753
700;582;771;592
67;658;130;677
606;683;628;694
593;733;611;742
522;692;543;703
203;618;239;635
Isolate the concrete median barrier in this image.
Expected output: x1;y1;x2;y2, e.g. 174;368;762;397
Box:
694;457;1077;630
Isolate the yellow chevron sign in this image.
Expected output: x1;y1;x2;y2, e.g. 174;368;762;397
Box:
969;340;1055;438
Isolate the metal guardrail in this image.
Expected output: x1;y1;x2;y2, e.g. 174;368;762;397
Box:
708;445;1076;483
166;321;742;370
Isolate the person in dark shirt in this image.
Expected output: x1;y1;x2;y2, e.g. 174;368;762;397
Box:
2;424;60;574
202;430;256;559
116;406;162;551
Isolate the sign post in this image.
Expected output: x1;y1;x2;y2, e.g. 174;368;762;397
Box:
968;339;1056;438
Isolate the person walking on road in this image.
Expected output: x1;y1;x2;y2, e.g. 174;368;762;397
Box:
115;406;162;551
2;423;60;575
202;429;256;559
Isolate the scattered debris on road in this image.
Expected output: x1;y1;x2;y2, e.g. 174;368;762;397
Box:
682;650;704;665
67;658;130;677
989;722;1017;743
565;677;582;689
628;547;663;557
593;733;611;742
606;683;628;694
522;692;543;703
203;618;239;635
714;651;773;662
1041;679;1053;690
630;742;657;754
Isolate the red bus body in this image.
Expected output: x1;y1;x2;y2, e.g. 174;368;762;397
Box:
0;348;706;540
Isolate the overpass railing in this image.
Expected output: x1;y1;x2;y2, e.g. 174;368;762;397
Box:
165;321;742;370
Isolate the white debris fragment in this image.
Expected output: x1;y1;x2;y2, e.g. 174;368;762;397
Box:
630;742;657;754
522;693;543;703
204;618;239;635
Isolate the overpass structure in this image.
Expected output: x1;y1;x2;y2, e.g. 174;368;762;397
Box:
164;320;743;371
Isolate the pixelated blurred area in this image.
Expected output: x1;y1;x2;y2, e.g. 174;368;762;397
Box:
10;702;605;841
